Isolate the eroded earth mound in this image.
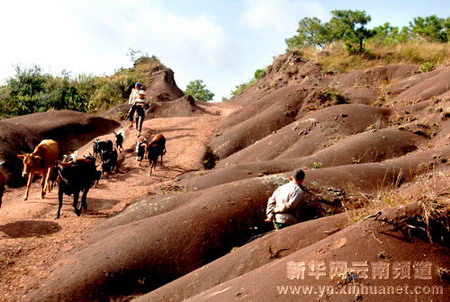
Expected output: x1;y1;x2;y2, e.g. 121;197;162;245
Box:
0;111;119;186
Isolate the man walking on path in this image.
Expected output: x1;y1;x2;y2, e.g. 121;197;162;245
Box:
265;170;306;230
131;90;149;137
128;82;143;128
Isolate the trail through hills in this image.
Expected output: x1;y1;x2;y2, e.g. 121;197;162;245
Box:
0;102;232;301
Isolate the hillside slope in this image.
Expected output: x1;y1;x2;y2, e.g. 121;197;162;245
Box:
0;52;448;302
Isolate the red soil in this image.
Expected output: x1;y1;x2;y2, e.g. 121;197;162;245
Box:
0;58;449;301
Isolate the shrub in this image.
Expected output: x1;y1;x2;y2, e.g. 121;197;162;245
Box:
312;162;323;169
420;61;438;73
254;68;266;80
319;87;347;104
230;66;267;97
231;79;256;97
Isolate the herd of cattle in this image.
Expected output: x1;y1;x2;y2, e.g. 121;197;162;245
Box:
0;130;167;219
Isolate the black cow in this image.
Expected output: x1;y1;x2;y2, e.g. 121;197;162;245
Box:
84;155;101;187
114;130;125;152
93;169;102;187
55;157;97;219
93;139;113;159
101;149;118;178
50;152;78;191
49;162;59;191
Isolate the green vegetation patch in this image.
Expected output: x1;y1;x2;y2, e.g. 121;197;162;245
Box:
0;53;163;118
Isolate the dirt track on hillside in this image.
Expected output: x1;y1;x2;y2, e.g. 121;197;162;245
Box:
0;103;232;301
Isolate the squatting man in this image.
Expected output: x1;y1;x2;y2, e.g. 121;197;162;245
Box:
265;169;306;230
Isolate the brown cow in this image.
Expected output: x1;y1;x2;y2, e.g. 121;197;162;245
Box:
17;139;60;201
0;170;5;208
146;134;167;176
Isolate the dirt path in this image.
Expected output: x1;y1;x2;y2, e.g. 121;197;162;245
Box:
0;103;235;301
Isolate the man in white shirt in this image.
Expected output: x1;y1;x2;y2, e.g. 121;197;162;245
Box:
265;170;306;230
128;82;143;128
131;90;150;137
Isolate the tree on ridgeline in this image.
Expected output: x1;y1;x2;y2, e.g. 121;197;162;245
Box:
371;23;412;45
286;10;450;54
285;17;331;49
286;10;375;53
328;10;375;53
185;79;214;102
409;15;450;42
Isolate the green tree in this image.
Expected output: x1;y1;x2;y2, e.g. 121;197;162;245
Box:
3;66;51;115
7;65;49;97
0;52;165;118
444;17;450;40
0;66;95;117
185;79;214;102
328;10;375;53
371;23;413;45
371;23;399;45
286;17;331;49
285;10;375;53
397;26;413;43
410;15;448;42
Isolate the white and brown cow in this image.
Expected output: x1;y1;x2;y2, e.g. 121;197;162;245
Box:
17;139;60;201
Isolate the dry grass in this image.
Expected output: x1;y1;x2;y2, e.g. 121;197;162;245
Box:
343;169;450;224
299;43;372;74
133;56;165;85
373;42;450;65
341;169;449;245
343;174;407;223
298;41;450;74
415;171;450;243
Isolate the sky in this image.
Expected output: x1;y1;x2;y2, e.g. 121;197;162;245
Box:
0;0;449;101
